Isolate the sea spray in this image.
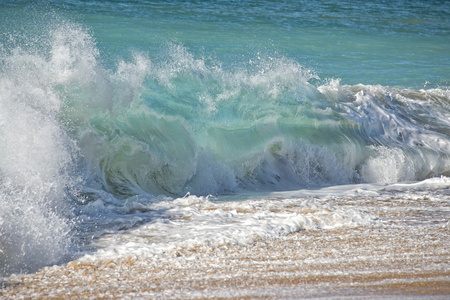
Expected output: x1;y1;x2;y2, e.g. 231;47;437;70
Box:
1;2;450;278
0;20;90;276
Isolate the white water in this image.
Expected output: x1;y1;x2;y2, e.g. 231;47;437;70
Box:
79;177;450;263
1;18;449;278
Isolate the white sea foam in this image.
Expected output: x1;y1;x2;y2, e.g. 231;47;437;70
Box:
79;190;373;262
78;176;450;265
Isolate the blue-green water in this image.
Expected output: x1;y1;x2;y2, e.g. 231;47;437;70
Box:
1;0;449;276
3;1;449;88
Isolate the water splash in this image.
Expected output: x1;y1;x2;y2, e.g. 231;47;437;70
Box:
1;10;450;277
0;20;89;276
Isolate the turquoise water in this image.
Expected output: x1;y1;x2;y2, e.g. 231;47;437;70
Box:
70;1;447;87
3;1;449;87
0;0;449;276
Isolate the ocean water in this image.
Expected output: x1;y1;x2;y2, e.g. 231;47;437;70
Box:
0;0;449;292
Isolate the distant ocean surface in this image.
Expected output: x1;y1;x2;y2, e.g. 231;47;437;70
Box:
1;1;449;295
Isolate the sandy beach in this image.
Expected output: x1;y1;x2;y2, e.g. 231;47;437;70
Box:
2;192;449;299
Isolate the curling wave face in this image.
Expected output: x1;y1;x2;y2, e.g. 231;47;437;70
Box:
74;44;450;197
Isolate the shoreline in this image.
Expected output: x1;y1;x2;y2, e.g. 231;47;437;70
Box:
1;188;449;299
1;226;449;299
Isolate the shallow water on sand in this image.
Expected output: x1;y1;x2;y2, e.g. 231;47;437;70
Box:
2;179;449;298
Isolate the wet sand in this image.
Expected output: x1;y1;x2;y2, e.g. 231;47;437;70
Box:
1;193;449;299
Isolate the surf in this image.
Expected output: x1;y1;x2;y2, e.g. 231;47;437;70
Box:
1;10;449;277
